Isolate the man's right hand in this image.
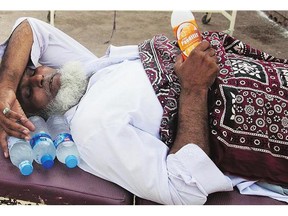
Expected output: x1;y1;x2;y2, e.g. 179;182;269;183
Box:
174;40;219;92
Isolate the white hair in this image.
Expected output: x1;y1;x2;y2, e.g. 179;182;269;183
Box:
41;61;88;118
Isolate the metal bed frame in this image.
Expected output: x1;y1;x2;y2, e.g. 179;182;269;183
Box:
48;10;237;36
200;11;237;36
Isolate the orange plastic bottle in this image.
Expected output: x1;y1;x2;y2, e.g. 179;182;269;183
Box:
171;11;202;59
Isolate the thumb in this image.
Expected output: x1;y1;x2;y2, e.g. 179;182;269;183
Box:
0;128;9;158
11;99;26;117
12;100;35;131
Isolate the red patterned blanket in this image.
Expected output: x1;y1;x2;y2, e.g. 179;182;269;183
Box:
138;32;288;187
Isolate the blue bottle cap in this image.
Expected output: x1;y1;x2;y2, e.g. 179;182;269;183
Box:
65;155;78;168
41;154;54;169
19;160;33;176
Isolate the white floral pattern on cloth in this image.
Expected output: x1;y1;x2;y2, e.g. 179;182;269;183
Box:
138;31;288;187
203;31;288;187
138;35;181;147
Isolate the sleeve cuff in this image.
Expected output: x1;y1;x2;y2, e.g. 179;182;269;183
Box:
167;144;233;194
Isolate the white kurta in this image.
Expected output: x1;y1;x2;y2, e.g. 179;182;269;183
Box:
1;17;287;204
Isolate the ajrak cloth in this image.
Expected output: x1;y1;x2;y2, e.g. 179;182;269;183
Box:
138;35;181;147
205;31;288;187
138;32;288;187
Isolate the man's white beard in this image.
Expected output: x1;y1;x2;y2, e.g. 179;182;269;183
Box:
41;61;88;118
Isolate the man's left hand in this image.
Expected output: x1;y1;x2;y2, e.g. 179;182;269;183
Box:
0;88;35;157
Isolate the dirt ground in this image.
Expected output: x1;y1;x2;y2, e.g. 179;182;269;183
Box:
0;10;287;59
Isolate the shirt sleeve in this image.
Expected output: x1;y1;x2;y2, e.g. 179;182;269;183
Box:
72;118;233;205
167;144;233;204
227;174;288;203
0;17;97;70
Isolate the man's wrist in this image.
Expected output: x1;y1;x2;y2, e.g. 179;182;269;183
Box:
179;87;208;112
169;86;210;155
181;87;208;97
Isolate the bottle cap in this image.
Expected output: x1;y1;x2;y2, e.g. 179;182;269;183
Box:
19;160;33;176
41;154;54;169
65;155;78;168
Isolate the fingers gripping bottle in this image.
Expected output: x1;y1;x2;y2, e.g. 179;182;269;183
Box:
47;115;80;168
29;116;56;169
8;137;34;176
171;11;202;59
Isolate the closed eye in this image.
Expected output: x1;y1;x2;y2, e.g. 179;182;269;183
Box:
25;86;32;98
25;68;35;76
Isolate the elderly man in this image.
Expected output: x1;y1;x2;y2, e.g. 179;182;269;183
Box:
0;17;287;204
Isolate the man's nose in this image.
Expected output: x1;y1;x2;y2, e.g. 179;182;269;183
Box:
30;74;44;87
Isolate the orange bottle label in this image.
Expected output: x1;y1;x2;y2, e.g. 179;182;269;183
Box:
173;20;202;58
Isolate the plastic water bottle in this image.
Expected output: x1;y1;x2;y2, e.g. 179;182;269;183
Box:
47;115;80;168
29;116;56;169
7;136;34;176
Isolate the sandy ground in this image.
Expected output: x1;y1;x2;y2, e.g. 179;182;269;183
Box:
0;10;287;59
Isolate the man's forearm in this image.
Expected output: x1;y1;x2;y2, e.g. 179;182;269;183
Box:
0;20;33;91
169;88;210;155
